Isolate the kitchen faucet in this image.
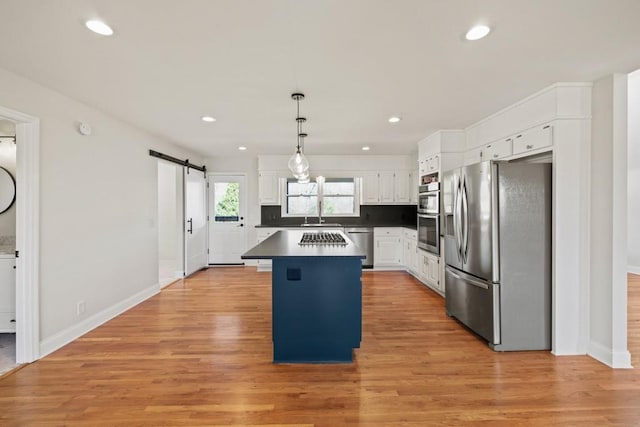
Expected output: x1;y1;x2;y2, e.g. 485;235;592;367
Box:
318;200;325;224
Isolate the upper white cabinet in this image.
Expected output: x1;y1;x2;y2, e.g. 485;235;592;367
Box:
362;171;412;205
418;131;465;177
258;171;279;205
512;124;554;156
462;123;556;166
482;137;513;161
379;171;395;204
361;171;381;204
465;83;590;150
409;171;418;205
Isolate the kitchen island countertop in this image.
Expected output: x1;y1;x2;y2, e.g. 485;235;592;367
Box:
242;230;366;259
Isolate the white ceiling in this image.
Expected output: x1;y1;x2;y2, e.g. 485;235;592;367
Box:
1;0;639;157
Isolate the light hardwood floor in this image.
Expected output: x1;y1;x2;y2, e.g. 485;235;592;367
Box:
0;269;639;426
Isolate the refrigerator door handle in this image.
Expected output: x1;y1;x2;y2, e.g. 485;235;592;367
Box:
446;268;490;290
461;178;469;263
454;178;462;261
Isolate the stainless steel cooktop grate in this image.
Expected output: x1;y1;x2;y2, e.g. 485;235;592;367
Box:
299;231;347;246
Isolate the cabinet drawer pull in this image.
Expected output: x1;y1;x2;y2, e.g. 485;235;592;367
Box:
493;154;498;158
526;144;533;149
543;125;551;129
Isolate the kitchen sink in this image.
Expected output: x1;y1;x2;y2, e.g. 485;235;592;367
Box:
300;223;343;227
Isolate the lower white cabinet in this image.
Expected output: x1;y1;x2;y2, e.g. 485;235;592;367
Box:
417;249;442;294
402;229;418;274
0;257;16;332
374;228;402;267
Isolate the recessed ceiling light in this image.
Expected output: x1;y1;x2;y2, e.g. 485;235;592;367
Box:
465;25;491;41
238;146;247;151
388;116;401;123
85;20;114;36
201;116;216;122
362;146;370;151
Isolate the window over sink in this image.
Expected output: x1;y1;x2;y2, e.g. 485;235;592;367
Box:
283;177;360;217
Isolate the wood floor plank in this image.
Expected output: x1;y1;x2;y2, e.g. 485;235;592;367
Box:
0;269;638;426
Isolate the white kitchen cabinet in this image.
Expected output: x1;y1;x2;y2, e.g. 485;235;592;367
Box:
464;146;483;166
379;172;395;204
409;171;418;205
463;123;554;166
417;249;441;294
402;228;418;274
482;137;513;161
395;171;411;204
258;171;280;205
362;171;413;205
374;228;402;268
465;84;590;151
512;124;553;156
361;171;381;204
0;257;16;332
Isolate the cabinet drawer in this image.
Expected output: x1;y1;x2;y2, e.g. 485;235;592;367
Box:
513;124;553;155
0;312;16;332
483;138;512;160
374;227;402;237
403;229;417;240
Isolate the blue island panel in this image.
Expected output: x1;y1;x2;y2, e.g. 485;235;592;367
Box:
271;256;362;363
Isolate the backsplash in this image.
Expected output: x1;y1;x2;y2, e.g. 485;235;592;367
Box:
261;205;417;227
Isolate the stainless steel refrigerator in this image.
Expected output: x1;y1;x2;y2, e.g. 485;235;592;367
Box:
443;161;551;351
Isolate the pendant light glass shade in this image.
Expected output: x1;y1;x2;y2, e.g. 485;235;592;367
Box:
297;173;310;184
288;148;309;175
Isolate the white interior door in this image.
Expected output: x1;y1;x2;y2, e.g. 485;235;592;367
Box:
184;168;207;276
208;174;246;264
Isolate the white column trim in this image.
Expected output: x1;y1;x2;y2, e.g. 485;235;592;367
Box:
0;104;40;363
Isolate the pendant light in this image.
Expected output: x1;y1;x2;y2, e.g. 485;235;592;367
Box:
288;93;310;180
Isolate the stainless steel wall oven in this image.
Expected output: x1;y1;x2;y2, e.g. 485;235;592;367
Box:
418;182;440;215
418;213;439;255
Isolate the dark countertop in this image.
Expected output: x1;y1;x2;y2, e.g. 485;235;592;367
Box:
242;230;366;259
255;224;417;230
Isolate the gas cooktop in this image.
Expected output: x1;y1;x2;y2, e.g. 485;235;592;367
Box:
299;231;347;246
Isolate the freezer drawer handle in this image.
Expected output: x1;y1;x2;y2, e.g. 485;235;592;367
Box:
448;270;489;289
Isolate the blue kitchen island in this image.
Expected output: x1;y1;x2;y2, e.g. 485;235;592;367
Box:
241;230;365;363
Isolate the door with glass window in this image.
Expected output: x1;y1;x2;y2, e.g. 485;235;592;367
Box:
208;175;246;264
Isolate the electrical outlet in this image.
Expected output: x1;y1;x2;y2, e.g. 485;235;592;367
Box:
77;301;86;316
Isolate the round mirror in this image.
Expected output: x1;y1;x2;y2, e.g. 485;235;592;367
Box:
0;167;16;214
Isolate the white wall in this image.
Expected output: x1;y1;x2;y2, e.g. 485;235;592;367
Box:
589;74;631;368
0;120;16;238
0;66;203;353
628;69;640;274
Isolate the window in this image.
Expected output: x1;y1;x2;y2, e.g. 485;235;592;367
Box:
214;182;239;221
284;177;359;217
285;180;318;216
